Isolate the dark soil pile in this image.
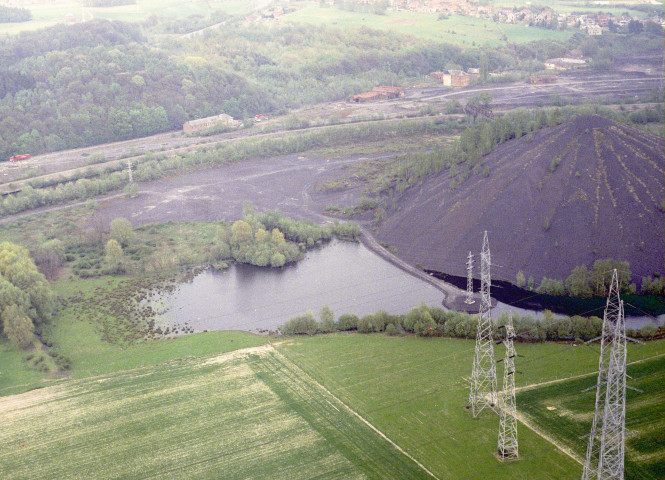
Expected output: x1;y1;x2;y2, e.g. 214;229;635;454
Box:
376;115;665;284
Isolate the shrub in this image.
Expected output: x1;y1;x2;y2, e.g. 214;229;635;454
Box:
318;306;335;333
280;311;318;335
358;314;375;333
337;313;359;331
385;323;401;336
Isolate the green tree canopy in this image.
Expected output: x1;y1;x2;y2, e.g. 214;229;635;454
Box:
110;217;133;247
231;220;253;245
2;304;34;348
0;242;57;347
35;238;65;280
104;239;124;273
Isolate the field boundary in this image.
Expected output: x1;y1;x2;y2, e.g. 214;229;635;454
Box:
273;348;441;480
515;410;585;465
512;351;665;467
515;351;665;394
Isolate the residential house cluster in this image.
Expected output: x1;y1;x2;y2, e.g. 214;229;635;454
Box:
334;1;664;35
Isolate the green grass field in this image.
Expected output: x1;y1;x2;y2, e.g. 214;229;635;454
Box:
284;5;573;46
518;354;665;479
492;0;657;18
278;334;665;479
0;345;431;479
1;330;663;478
0;0;252;35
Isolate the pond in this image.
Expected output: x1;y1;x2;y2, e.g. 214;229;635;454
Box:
152;240;445;333
150;240;664;334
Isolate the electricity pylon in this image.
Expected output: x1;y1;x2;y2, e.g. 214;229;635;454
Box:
465;251;475;304
467;231;497;417
497;314;519;461
582;269;628;480
128;158;133;184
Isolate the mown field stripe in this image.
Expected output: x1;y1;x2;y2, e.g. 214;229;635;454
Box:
0;346;374;479
517;354;665;479
252;348;436;480
515;351;665;394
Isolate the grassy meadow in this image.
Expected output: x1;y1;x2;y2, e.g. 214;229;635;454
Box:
284;6;573;46
0;0;252;35
278;334;665;479
518;354;665;479
0;345;431;480
1;328;663;478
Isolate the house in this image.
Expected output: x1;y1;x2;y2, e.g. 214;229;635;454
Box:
597;13;613;27
442;70;471;87
372;86;405;98
544;58;588;70
351;86;405;103
352;92;383;103
467;68;481;80
587;24;602;36
183;114;239;134
529;75;557;84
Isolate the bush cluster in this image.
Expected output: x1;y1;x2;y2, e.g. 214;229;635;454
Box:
0;5;31;23
281;304;662;342
525;258;639;297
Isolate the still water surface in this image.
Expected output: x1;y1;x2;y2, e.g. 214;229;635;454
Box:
153;241;664;333
155;241;444;333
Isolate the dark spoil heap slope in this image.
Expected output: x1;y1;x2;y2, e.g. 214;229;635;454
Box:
376;115;665;283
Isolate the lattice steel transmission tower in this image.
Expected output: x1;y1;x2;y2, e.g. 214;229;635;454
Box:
582;269;628;480
127;158;133;184
467;231;497;417
497;314;519;461
465;251;475;305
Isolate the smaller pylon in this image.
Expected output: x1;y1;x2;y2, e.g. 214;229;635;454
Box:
467;231;498;417
128;158;133;184
497;314;519;461
465;251;475;304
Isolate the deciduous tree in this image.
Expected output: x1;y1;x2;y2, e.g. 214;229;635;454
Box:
110;217;133;247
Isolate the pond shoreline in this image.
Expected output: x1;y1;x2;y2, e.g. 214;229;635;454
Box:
357;228;473;310
357;228;663;325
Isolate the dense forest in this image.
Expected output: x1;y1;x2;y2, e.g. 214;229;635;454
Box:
0;14;662;159
0;6;31;23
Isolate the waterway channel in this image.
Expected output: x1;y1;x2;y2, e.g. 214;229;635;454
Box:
151;241;664;334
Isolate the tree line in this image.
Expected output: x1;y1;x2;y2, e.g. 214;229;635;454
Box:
0;19;267;159
57;208;360;278
281;303;662;341
0;6;31;23
517;258;664;297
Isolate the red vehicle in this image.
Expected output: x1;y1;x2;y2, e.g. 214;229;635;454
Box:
9;154;30;162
